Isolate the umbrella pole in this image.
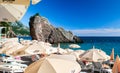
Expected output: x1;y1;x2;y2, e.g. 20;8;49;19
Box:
0;28;1;42
57;43;60;54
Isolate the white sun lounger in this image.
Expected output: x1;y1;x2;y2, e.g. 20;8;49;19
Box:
0;66;12;73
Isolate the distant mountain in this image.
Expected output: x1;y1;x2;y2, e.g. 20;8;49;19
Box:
0;21;30;36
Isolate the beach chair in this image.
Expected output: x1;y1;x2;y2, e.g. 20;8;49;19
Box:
76;60;86;69
92;62;103;73
77;60;93;72
0;66;12;73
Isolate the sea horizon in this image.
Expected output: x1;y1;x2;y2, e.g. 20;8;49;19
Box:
79;36;120;37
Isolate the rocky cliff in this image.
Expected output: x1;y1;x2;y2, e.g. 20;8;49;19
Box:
29;14;83;44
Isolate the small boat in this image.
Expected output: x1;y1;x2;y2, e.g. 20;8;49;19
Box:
69;44;80;48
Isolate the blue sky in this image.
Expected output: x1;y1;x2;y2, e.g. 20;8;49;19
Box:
21;0;120;36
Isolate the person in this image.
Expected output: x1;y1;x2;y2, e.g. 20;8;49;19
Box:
15;56;21;60
82;60;87;65
31;54;40;62
40;53;47;58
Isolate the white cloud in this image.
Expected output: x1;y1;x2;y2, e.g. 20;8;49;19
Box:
72;28;120;36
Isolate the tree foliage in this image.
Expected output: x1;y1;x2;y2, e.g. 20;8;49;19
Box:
0;21;30;36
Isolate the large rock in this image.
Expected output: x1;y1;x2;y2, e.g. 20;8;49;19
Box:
29;14;83;44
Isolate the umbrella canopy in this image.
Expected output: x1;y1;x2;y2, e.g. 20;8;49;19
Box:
25;55;81;73
0;0;41;22
118;61;120;73
65;48;74;53
0;43;19;54
25;43;46;54
69;44;80;48
69;50;85;60
5;44;24;55
11;45;29;56
0;0;30;22
80;49;109;62
112;55;120;73
11;42;57;56
110;48;114;61
0;0;30;5
32;0;41;5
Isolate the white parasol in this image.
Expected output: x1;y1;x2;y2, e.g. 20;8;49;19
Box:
0;0;41;22
25;55;81;73
32;0;41;5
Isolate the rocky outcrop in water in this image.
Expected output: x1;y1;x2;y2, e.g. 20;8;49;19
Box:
29;14;83;44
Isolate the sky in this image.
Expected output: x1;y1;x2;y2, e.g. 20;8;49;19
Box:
21;0;120;36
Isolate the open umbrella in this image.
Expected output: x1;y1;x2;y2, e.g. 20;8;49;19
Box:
80;49;109;62
112;55;120;73
0;0;30;22
0;0;41;22
110;48;114;61
69;44;80;48
69;50;85;60
32;0;41;5
25;55;81;73
5;44;24;55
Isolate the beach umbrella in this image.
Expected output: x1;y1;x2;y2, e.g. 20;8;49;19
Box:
69;50;85;60
118;61;120;73
2;39;19;47
65;48;74;53
25;42;55;55
25;55;81;73
0;43;19;54
80;49;109;62
12;42;55;56
110;48;114;61
37;42;67;54
112;55;120;73
5;44;24;55
0;39;19;53
0;0;30;22
25;43;46;54
32;0;41;5
65;49;85;59
11;45;30;56
69;44;80;48
117;61;120;73
0;0;41;22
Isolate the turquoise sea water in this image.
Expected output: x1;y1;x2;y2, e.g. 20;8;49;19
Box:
59;37;120;57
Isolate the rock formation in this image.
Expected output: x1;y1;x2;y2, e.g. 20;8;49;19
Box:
29;14;83;44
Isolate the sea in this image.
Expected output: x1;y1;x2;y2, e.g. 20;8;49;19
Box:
19;36;120;57
59;37;120;57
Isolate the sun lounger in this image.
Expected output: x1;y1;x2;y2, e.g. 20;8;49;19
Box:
101;69;112;73
0;62;27;73
92;62;103;73
103;60;114;68
80;72;87;73
77;60;93;72
76;60;86;68
0;66;12;73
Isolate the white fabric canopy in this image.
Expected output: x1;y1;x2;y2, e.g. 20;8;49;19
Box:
0;0;30;6
25;55;81;73
0;0;41;22
32;0;41;5
0;0;29;22
80;49;110;62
